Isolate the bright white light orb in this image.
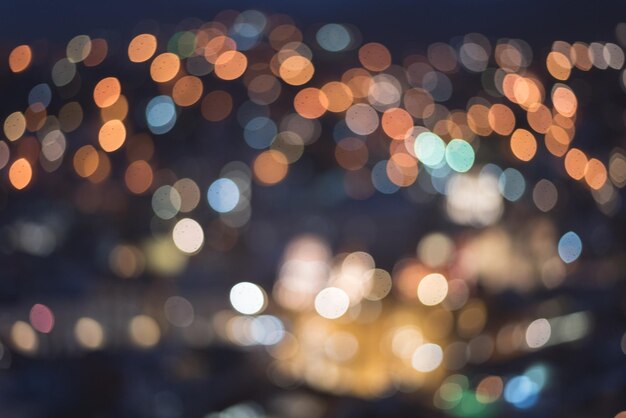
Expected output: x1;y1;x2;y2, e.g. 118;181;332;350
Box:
230;282;266;315
314;287;350;319
411;343;443;372
172;218;204;254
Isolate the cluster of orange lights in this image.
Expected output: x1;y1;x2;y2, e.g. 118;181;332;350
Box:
0;12;623;202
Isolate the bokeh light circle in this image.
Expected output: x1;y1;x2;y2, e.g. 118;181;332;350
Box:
558;231;582;263
445;139;475;173
208;178;240;213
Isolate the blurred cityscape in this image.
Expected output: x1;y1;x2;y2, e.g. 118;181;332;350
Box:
0;1;625;417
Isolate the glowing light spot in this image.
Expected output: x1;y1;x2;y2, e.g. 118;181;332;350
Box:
335;137;368;170
51;58;76;87
98;119;126;152
445;139;475;173
279;55;314;86
253;150;289;185
204;35;237;64
9;158;32;190
9;44;32;73
552;85;577;117
476;376;504;403
609;151;626;187
0;142;9;170
248;74;281;105
232;10;267;50
109;244;144;279
24;106;46;132
250;315;285;346
533;179;558;212
511;76;542;109
381;107;413;140
460;41;489;72
504;376;539;408
125;160;153;194
414;132;445;167
417;233;455;269
545;125;571;157
564;148;587;180
146;95;177;134
208;178;240;213
129;315;160;348
86;151;110;184
75;317;104;349
346;103;379;135
230;282;266;315
316;24;351;52
558;231;582;264
29;304;54;333
428;42;458;73
100;93;128;122
584;158;607;190
66;35;92;63
28;83;51;110
4;111;26;141
412;343;443;372
315;287;350;319
546;51;572;80
417;273;449;306
172;75;203;107
371;160;400;194
269;24;302;50
128;33;158;63
359;42;391;72
510;129;537;161
93;77;121;108
498;168;526;201
364;269;392;301
343;68;373;99
321;81;353;113
215;50;248;80
172;218;204;254
527;103;552;134
173;178;201;213
386;153;418;187
59;102;83;132
488;104;516;136
11;321;38;353
571;42;593;71
294;87;328;119
526;318;551;348
84;38;108;67
467;103;492;136
151;185;181;219
150;52;180;83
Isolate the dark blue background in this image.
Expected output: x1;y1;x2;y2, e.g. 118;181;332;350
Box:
0;0;624;46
